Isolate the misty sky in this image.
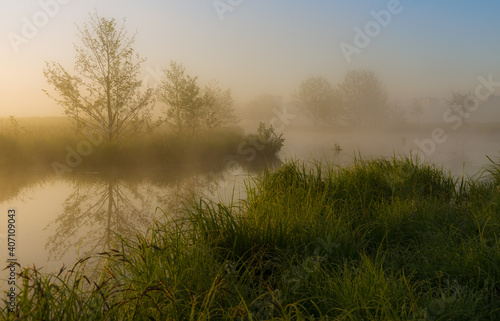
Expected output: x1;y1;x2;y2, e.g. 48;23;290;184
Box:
1;0;500;117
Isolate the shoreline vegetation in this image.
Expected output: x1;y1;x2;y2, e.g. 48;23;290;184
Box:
2;116;499;173
2;154;500;320
0;117;283;175
2;9;500;320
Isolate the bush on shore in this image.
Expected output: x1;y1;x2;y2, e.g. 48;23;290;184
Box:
0;118;283;174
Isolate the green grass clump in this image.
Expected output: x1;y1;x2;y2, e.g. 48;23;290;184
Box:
2;157;500;320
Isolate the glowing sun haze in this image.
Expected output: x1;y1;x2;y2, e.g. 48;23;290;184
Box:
1;0;500;117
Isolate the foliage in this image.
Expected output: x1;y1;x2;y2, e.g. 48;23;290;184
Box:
2;157;500;319
158;61;204;135
0;117;256;174
43;11;155;143
244;122;285;157
294;76;340;126
338;69;388;126
447;91;476;124
387;100;407;125
6;116;25;137
201;81;239;129
257;122;285;154
410;98;424;122
158;68;239;135
244;94;282;121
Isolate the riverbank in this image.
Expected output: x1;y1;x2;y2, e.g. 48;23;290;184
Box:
0;117;282;175
2;156;499;320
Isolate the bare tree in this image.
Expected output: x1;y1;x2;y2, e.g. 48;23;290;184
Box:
43;11;155;143
294;76;340;126
338;70;387;126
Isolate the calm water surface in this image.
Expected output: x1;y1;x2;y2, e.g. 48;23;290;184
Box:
1;128;499;290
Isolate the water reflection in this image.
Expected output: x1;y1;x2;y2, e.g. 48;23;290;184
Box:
156;175;217;213
0;158;274;292
45;177;154;260
0;170;49;204
42;155;282;260
153;155;282;209
0;135;497;285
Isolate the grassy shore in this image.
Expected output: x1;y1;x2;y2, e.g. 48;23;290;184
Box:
0;117;281;174
2;156;499;320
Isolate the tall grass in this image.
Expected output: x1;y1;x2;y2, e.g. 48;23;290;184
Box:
2;156;500;320
0;117;280;174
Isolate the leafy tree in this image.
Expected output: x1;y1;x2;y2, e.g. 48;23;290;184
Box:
158;61;204;135
244;94;282;121
447;91;476;125
202;81;239;130
338;70;387;126
8;116;25;137
410;98;424;123
387;100;407;125
43;12;155;143
294;76;340;126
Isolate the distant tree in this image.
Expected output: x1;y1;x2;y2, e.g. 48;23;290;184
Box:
158;61;204;135
294;76;340;126
338;70;387;126
410;98;424;123
244;94;282;121
43;12;155;143
8;116;25;137
202;81;239;130
447;91;476;125
387;100;407;125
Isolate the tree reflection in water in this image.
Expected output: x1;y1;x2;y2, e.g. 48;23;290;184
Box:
45;177;154;260
44;156;281;260
156;155;282;211
156;174;219;213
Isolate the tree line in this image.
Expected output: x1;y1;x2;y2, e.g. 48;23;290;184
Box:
43;12;239;144
43;12;473;144
294;71;388;127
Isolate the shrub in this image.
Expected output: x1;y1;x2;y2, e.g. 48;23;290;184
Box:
244;122;285;157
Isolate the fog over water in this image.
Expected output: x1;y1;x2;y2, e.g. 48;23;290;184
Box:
1;0;500;295
2;121;499;288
